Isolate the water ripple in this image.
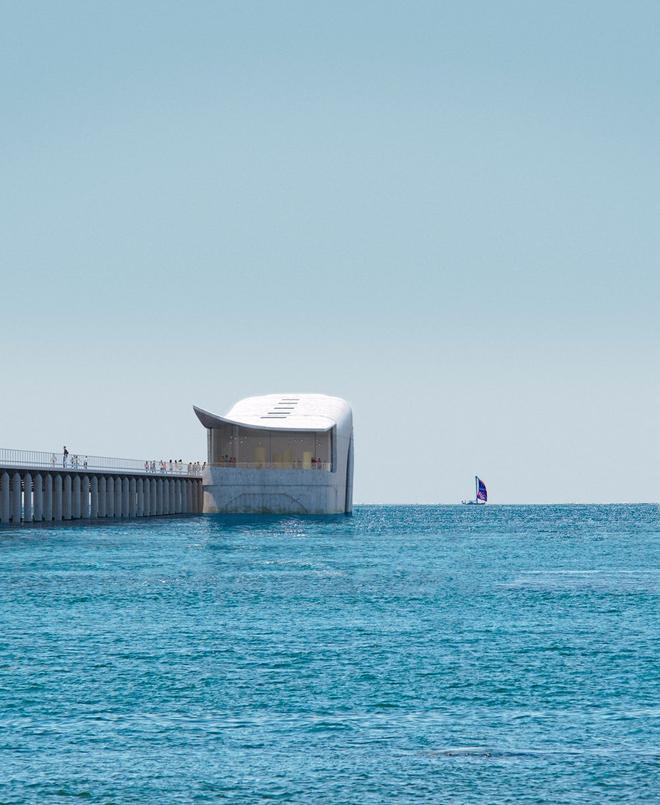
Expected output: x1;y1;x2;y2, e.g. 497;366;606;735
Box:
0;505;657;802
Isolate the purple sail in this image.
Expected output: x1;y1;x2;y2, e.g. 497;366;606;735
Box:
476;477;488;502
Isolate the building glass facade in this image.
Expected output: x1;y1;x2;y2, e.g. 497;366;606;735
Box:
209;423;332;470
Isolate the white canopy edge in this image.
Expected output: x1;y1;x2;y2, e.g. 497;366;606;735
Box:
193;405;335;433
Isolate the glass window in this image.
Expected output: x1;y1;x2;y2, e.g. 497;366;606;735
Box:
209;425;332;470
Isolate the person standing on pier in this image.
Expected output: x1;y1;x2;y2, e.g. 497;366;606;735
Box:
62;446;69;468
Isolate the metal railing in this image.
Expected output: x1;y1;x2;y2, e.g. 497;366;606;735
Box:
0;448;204;476
210;461;332;471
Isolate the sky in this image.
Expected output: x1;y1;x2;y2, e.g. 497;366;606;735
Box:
1;0;659;503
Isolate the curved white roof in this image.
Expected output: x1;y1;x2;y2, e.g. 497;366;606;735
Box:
194;394;352;433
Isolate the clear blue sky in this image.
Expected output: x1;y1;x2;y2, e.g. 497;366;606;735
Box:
1;1;658;503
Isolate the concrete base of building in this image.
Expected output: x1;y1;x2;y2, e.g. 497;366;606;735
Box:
202;467;352;515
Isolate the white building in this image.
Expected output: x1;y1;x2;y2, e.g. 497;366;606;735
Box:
194;394;353;514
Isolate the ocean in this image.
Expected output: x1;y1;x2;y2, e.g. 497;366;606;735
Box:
0;505;658;802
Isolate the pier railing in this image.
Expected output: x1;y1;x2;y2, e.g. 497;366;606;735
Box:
0;448;203;476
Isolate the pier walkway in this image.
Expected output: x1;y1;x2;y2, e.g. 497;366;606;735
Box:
0;448;203;526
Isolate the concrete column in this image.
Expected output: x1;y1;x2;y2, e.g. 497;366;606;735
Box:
136;478;144;516
90;476;98;519
11;472;21;523
121;478;131;517
196;480;203;513
188;480;194;513
23;472;33;523
151;478;157;515
128;478;142;517
178;480;184;513
44;473;53;521
1;471;10;524
143;477;151;516
156;479;163;515
63;475;72;520
115;477;123;519
72;475;81;519
98;476;107;518
81;476;90;519
163;479;170;515
106;477;114;518
54;475;63;521
172;480;179;513
120;477;127;518
34;473;43;522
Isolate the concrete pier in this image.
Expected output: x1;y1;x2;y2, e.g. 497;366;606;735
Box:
91;476;98;518
34;473;43;522
81;476;90;520
24;473;33;523
54;475;63;521
107;477;114;519
12;473;21;523
129;478;137;518
0;454;203;528
72;475;81;520
114;478;122;520
1;472;9;524
136;478;144;517
63;475;72;520
98;476;107;518
44;474;53;521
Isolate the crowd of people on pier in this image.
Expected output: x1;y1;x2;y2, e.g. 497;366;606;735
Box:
50;447;204;475
143;460;206;475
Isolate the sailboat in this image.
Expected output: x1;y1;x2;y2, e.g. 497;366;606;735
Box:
462;476;487;505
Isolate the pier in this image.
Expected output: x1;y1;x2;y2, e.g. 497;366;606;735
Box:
0;449;203;526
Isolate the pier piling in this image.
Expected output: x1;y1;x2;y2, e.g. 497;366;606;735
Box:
1;472;9;524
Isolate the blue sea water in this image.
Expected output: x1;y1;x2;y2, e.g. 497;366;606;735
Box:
0;505;658;803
